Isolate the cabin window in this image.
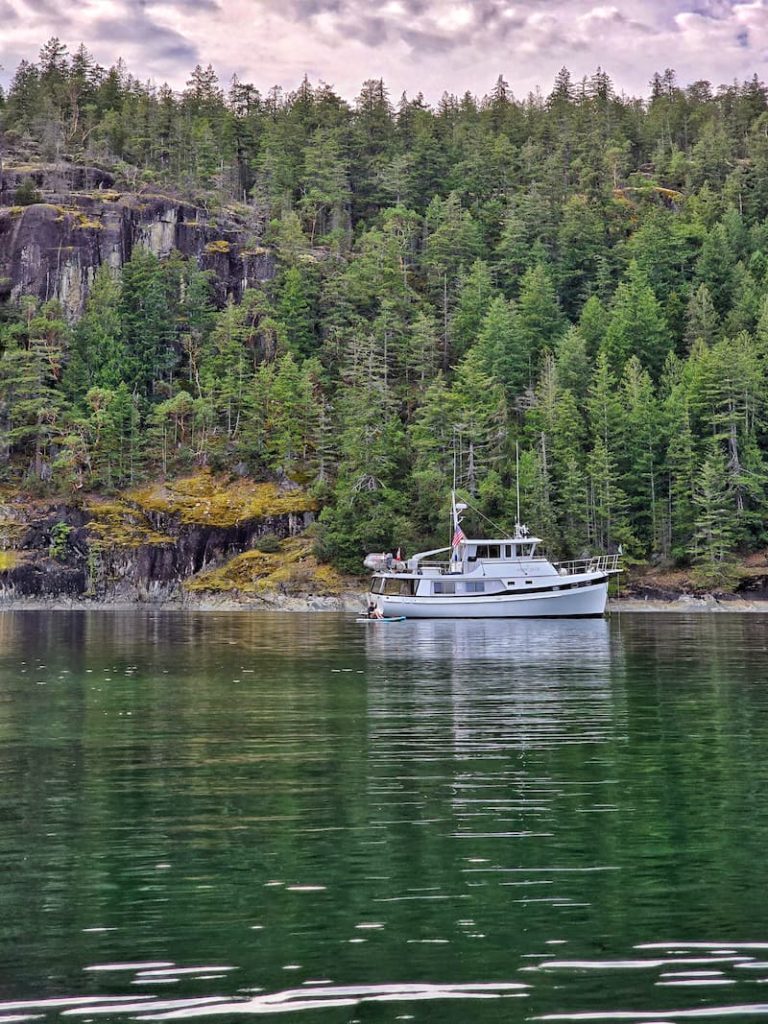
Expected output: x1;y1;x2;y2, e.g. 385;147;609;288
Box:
476;544;501;559
505;545;512;558
383;578;415;596
433;581;456;595
525;579;533;585
462;581;485;593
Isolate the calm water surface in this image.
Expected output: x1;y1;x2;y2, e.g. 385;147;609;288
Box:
2;611;768;1023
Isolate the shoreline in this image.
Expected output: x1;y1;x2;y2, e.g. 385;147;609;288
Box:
1;594;768;613
607;596;768;613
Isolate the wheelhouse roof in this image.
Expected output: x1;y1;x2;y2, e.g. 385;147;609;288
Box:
462;537;542;546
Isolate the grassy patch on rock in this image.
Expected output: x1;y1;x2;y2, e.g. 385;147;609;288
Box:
128;471;317;528
0;551;20;571
85;498;174;549
204;239;231;254
185;536;347;597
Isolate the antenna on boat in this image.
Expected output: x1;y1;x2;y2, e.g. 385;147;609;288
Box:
515;441;521;531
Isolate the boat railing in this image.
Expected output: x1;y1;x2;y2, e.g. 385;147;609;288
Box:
410;553;622;576
552;554;622;576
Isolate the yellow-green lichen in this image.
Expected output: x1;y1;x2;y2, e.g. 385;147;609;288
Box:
185;536;346;596
74;214;104;230
127;471;317;528
204;239;231;255
86;499;174;549
0;551;20;571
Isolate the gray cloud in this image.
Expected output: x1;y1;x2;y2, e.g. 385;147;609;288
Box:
401;26;460;53
141;0;221;10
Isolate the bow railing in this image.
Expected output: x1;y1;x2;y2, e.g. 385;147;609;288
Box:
552;554;622;576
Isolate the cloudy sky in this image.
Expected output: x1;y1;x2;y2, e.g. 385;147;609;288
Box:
1;0;767;101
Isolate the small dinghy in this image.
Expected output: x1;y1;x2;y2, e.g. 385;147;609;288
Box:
355;616;406;623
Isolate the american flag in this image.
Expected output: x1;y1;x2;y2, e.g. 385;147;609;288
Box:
452;526;465;548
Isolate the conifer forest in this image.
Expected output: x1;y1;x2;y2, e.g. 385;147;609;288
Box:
2;42;768;584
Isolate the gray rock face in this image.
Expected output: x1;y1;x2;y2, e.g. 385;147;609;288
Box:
0;500;312;604
0;168;276;317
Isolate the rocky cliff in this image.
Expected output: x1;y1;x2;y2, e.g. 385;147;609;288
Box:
0;472;355;606
0;163;276;317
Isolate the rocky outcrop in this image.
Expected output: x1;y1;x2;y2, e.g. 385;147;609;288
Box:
0;473;334;604
0;163;276;317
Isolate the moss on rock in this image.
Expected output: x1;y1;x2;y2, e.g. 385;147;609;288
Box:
128;471;317;528
85;498;174;549
0;551;21;571
185;536;347;596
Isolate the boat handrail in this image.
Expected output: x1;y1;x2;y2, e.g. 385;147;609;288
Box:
552;554;622;575
405;553;621;577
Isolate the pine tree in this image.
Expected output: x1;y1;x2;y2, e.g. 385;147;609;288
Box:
277;266;316;359
301;126;351;244
0;299;69;481
620;356;660;550
449;260;496;362
586;350;633;551
516;264;566;368
65;266;123;400
451;348;507;494
475;294;528;397
423;192;483;367
602;261;669;377
556;194;604;314
578;294;609;359
554;326;592;398
684;283;720;350
119;249;174;402
663;395;697;559
83;384;140;488
690;446;739;589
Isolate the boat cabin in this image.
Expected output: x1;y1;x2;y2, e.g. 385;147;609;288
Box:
462;538;541;562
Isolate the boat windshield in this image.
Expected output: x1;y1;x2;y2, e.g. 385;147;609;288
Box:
468;542;538;560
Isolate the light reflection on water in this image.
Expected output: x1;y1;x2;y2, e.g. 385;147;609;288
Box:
1;611;768;1022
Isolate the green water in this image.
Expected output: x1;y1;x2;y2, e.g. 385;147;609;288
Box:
2;611;768;1023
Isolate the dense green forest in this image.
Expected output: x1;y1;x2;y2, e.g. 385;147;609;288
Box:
2;41;768;582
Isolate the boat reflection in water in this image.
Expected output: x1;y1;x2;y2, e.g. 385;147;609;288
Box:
363;615;612;665
363;617;623;755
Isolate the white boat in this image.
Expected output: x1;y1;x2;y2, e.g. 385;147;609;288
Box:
365;493;621;619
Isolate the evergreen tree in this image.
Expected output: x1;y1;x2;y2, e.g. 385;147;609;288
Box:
516;264;566;369
449;260;496;361
451;348;507;494
65;266;124;400
690;446;739;589
684;283;720;350
0;299;69;481
119;249;174;402
475;294;526;396
602;261;669;377
277;266;316;359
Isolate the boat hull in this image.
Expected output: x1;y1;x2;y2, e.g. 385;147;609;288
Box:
370;580;609;619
